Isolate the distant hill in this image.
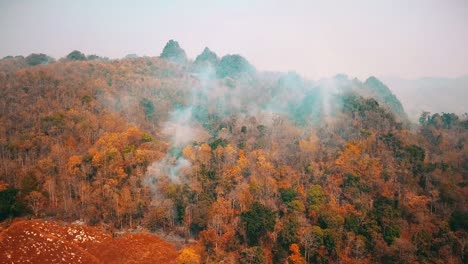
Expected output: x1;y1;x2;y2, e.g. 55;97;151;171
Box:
382;75;468;120
321;75;408;122
362;76;407;120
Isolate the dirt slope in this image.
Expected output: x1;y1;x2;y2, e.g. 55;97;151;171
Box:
0;219;179;264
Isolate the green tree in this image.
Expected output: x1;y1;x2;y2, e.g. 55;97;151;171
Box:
241;202;276;245
449;210;468;231
140;98;155;120
307;185;325;208
239;246;265;264
275;217;300;262
0;188;20;220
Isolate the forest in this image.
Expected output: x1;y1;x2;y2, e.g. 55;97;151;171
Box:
0;40;467;263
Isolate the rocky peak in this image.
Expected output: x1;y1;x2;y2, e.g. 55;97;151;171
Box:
160;40;187;65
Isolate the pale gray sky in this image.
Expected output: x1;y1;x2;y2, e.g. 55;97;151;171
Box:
1;0;467;79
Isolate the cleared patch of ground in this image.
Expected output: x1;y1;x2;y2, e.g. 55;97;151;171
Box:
0;219;179;264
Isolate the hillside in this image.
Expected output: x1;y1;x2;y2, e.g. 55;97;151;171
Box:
0;219;179;263
0;40;467;263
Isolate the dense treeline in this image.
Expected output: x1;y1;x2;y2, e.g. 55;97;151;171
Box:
0;44;466;263
0;56;194;223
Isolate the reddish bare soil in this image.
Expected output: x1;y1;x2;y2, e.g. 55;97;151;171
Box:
0;219;179;264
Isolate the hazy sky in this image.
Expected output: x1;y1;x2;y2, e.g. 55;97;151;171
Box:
1;0;467;79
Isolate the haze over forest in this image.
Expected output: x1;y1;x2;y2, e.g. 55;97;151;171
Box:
0;1;467;264
1;0;467;118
